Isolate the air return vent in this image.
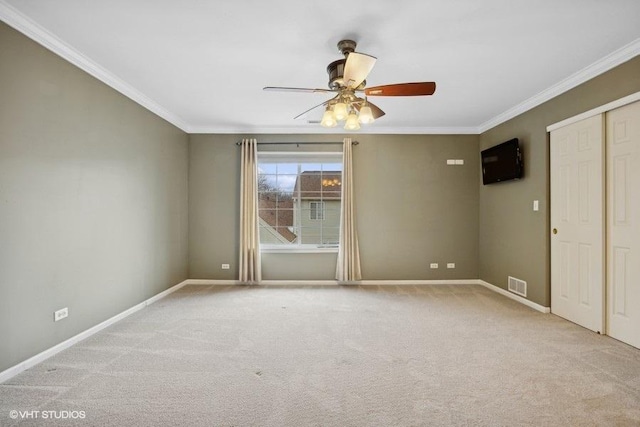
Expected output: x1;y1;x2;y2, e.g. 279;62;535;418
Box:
508;276;527;297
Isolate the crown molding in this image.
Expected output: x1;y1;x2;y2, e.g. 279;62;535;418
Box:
478;37;640;134
0;1;191;133
187;125;481;135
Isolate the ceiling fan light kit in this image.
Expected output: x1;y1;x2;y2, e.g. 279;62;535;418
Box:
264;39;436;131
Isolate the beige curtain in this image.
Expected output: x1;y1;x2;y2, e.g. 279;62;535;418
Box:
239;138;261;283
336;137;362;282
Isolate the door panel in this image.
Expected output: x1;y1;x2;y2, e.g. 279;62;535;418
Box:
550;115;604;332
606;101;640;348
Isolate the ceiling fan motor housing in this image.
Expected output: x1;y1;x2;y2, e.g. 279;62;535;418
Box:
327;40;360;89
327;59;345;89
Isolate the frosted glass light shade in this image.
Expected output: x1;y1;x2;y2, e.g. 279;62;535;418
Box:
359;105;375;124
321;109;337;127
344;112;361;130
334;102;348;121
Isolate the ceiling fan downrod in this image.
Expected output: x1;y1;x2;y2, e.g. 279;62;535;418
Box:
337;39;357;56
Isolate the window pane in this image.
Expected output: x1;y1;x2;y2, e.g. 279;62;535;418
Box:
299;226;323;245
276;174;296;193
257;154;342;249
276;227;297;243
299;172;321;200
321;228;340;245
258;164;277;174
276;193;293;209
300;163;322;173
275;208;293;227
323;163;342;172
258;208;276;224
258;175;277;193
321;171;341;200
259;226;290;245
322;188;341;200
277;163;298;174
259;191;277;202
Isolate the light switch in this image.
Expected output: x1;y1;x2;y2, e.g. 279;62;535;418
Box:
533;200;539;211
446;159;456;165
455;159;464;165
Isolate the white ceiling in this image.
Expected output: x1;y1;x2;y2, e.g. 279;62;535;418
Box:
2;0;640;134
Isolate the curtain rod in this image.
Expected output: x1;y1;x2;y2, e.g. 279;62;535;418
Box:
235;141;358;146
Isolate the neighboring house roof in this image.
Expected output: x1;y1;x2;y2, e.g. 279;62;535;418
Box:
258;218;292;244
293;171;342;200
258;193;297;242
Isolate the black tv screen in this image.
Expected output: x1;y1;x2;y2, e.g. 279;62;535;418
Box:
481;138;523;185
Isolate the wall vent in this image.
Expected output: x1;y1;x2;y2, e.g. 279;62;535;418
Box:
508;276;527;297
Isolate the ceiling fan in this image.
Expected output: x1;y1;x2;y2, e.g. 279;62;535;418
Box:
264;39;436;130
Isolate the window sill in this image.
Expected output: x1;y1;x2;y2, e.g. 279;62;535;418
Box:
261;246;339;254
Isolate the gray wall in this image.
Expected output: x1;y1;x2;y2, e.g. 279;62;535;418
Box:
479;55;640;307
0;22;189;373
189;134;479;280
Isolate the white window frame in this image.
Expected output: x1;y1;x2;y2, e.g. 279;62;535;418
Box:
257;151;342;253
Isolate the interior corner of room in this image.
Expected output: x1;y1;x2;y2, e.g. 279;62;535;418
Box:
1;14;640;382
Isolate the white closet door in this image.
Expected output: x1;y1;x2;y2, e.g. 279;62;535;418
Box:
550;114;604;333
606;101;640;348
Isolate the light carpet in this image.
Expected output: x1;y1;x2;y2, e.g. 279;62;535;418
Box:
1;284;640;426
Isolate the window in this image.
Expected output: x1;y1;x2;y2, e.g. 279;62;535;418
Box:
257;152;342;251
309;201;325;220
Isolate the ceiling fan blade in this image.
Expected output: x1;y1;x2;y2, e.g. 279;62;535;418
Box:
293;96;337;120
264;86;335;94
343;52;377;89
364;82;436;97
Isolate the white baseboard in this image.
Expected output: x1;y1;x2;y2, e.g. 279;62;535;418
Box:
0;279;189;384
184;279;241;286
260;280;338;286
186;279;339;286
186;279;480;286
356;279;480;286
477;280;550;313
187;279;342;286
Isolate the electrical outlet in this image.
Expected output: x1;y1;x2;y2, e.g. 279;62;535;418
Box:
447;263;455;269
430;263;438;269
221;264;230;270
54;307;68;322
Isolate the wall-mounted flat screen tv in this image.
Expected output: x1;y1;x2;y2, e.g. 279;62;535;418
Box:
481;138;523;185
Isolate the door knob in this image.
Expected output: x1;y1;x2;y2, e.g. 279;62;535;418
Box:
552;228;558;234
